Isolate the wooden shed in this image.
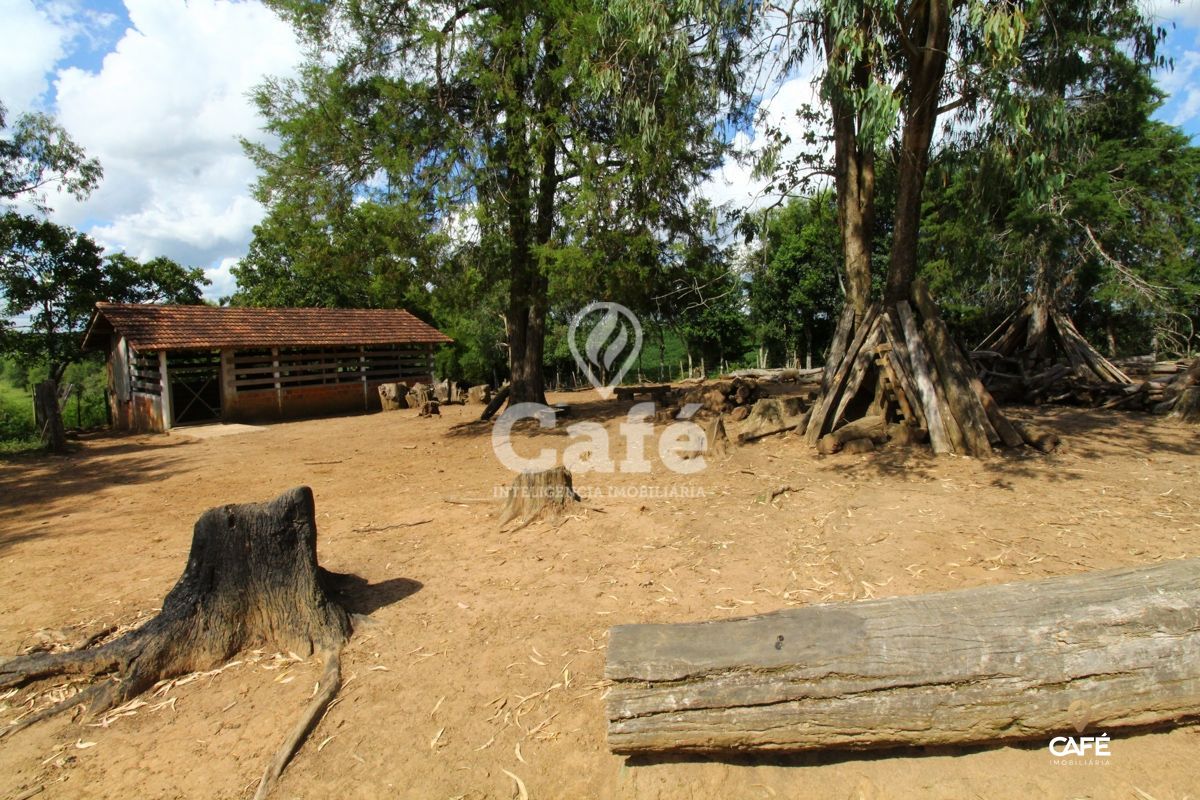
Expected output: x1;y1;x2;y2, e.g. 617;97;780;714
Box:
82;303;453;432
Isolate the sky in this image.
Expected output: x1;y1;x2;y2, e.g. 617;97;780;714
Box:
2;0;1199;303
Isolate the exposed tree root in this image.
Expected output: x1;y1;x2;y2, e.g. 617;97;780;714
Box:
255;650;341;800
0;487;353;798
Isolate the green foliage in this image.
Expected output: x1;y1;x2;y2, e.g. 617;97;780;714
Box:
922;44;1199;356
0;103;103;213
106;254;210;305
0;214;107;378
247;0;749;395
747;191;843;365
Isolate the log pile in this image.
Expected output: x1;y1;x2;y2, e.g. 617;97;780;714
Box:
677;377;762;415
803;281;1023;457
605;558;1200;754
973;299;1133;406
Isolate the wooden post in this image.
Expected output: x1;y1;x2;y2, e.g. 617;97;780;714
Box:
219;349;236;422
360;346;369;410
158;351;173;430
606;558;1200;754
272;347;282;413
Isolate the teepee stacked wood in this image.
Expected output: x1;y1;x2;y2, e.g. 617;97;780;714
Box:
804;279;1023;457
974;299;1132;403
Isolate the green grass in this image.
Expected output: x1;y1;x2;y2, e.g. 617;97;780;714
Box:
0;379;40;454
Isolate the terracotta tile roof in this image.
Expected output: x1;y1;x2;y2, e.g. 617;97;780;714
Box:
83;303;453;351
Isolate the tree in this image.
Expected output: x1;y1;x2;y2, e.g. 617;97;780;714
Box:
251;0;746;405
767;0;1165;454
747;191;843;367
0;103;102;212
106;253;212;305
0;215;106;381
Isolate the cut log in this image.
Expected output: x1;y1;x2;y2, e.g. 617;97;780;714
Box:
0;487;354;799
498;466;581;530
911;279;995;455
480;385;511;421
605;558;1200;754
816;415;887;455
805;305;879;444
378;382;408;411
1013;420;1060;453
1168;358;1200;423
894;303;953;454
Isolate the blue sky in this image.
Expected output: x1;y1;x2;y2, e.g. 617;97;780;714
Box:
2;1;1199;301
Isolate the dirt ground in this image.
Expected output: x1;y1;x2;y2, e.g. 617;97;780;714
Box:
1;393;1198;800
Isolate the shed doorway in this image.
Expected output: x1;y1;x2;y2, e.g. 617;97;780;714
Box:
168;351;222;426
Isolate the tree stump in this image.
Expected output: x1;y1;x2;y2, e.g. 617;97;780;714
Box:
498;466;581;530
467;385;492;405
419;400;441;417
407;382;432;409
378;382;408;411
736;397;806;444
0;487;353;799
682;416;729;460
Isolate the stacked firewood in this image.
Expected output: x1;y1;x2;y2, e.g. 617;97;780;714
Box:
675;377;765;419
973;300;1138;407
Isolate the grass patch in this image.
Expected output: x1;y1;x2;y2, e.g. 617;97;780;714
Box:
0;379;41;454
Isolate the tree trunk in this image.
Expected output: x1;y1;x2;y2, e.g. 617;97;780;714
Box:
824;21;875;318
0;487;354;799
885;0;951;305
34;379;66;452
605;558;1200;754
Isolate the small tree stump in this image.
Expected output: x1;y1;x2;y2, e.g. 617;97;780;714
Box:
737;397;806;444
467;385;492;405
419;400;441;417
0;487;354;799
407;382;432;408
498;466;581;530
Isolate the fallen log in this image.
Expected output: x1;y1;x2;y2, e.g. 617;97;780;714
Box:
605;558;1200;754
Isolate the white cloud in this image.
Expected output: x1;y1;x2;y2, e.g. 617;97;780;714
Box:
697;64;827;218
0;0;69;113
49;0;303;299
1146;0;1200;27
1158;48;1200;127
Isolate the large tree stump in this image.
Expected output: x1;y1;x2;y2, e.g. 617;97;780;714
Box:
605;558;1200;754
498;466;581;529
0;487;353;799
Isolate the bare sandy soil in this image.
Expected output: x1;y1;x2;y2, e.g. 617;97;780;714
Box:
1;393;1198;800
